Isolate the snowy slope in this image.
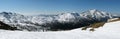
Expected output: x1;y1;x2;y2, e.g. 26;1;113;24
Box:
0;21;120;39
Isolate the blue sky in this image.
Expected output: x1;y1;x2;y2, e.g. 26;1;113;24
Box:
0;0;120;15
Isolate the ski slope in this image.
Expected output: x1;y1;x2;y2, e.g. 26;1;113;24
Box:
0;21;120;39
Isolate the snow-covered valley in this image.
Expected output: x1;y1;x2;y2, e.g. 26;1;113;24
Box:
0;21;120;39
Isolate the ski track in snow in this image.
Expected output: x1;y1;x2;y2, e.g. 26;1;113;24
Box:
0;21;120;39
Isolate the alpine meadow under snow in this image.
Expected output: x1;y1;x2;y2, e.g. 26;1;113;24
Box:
0;9;120;39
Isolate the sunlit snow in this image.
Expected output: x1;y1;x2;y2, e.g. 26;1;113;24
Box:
0;21;120;39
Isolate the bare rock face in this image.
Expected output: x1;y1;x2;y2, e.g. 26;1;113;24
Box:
0;21;18;30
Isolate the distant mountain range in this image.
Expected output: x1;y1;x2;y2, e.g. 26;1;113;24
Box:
0;9;119;31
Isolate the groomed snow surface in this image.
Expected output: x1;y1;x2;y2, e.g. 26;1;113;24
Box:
0;21;120;39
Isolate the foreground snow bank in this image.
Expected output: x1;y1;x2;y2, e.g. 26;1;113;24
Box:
0;21;120;39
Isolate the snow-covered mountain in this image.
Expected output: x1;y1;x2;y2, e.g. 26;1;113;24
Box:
80;9;118;21
0;9;119;31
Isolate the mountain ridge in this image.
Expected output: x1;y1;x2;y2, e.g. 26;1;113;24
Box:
0;9;119;31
